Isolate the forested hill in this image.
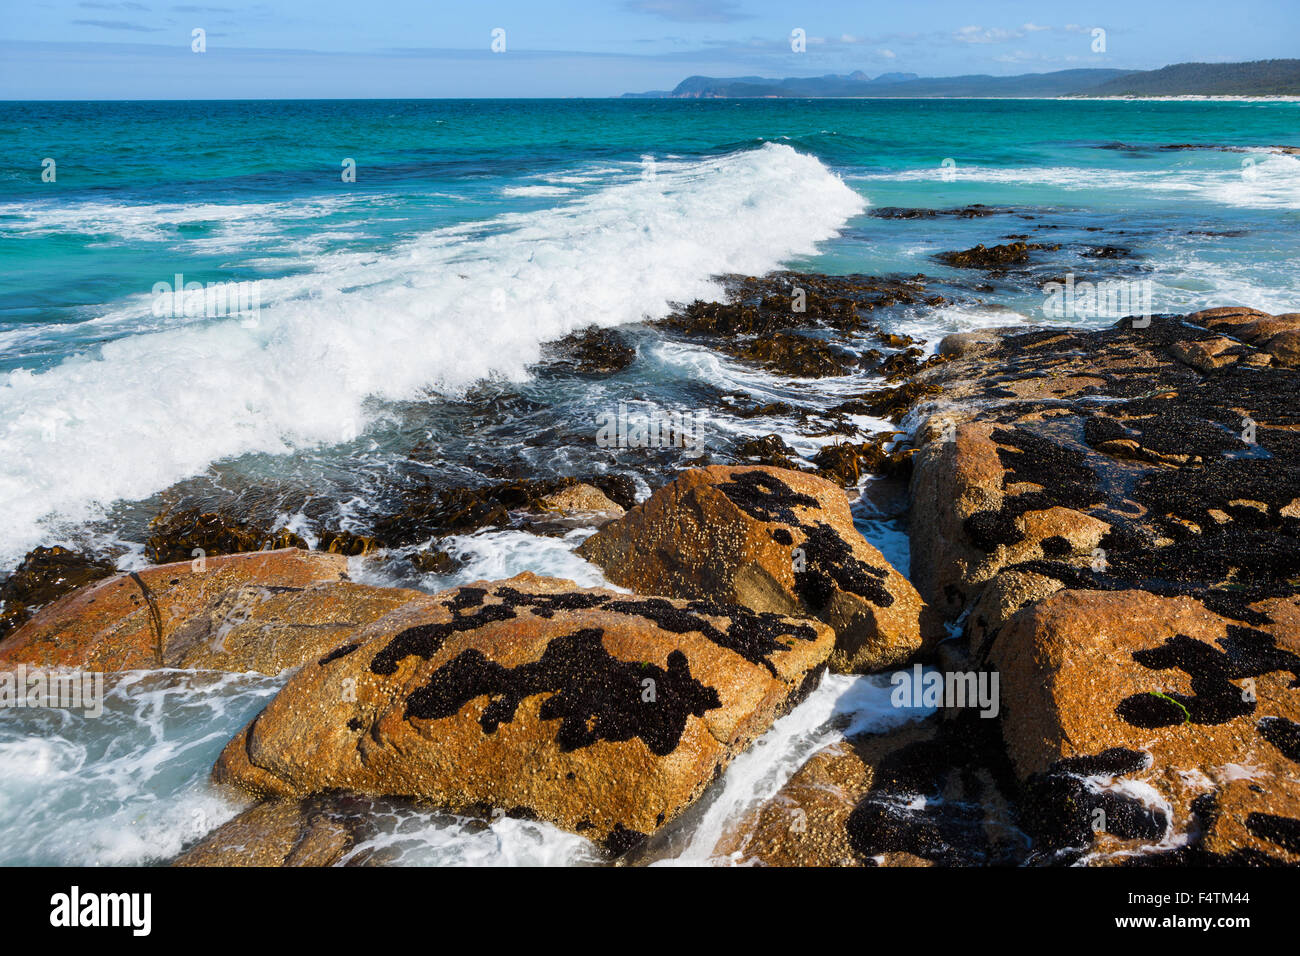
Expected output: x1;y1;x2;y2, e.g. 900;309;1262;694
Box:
623;60;1300;98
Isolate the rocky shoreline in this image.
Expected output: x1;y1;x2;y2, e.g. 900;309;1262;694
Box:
1;276;1297;866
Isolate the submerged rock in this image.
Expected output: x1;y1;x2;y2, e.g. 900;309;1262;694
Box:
736;434;801;470
811;436;912;486
811;442;866;485
538;326;637;375
936;241;1060;270
734;331;863;378
656;272;944;376
1081;245;1135;259
869;204;1006;220
849;380;944;420
145;508;308;565
407;548;463;575
578;466;937;673
316;531;382;557
0;546;116;640
212;572;834;854
375;474;636;545
0;549;418;674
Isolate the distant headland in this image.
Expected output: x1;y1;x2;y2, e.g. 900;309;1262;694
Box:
622;59;1300;99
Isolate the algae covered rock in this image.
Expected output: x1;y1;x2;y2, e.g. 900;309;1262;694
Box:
992;589;1300;864
0;545;116;639
213;572;834;854
579;465;935;673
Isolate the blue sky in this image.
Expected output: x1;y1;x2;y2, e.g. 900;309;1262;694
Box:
2;0;1297;98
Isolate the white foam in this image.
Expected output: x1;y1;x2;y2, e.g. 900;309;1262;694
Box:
0;194;377;245
853;155;1300;210
0;669;280;865
1201;153;1300;209
1148;247;1300;316
500;185;574;198
659;670;934;865
899;303;1035;350
0;144;866;567
349;529;620;592
339;809;603;867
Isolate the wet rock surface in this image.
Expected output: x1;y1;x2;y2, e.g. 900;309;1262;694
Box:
0;546;116;640
578;465;936;673
936;241;1061;270
0;549;415;674
375;474;637;545
537;326;637;376
996;589;1300;864
173;794;375;867
715;712;1027;866
212;572;834;854
145;508;310;564
894;307;1300;864
656;271;945;379
870;204;1008;220
907;310;1300;622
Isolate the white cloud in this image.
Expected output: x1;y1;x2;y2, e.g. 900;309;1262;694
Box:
953;25;1022;44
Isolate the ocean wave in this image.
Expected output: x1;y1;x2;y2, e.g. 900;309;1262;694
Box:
499;184;575;198
0;143;866;567
0;193;379;245
852;154;1300;209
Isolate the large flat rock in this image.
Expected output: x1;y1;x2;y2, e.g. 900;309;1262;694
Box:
213;572;835;854
0;549;419;674
579;465;935;673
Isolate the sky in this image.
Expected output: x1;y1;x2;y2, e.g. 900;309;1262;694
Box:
1;0;1297;98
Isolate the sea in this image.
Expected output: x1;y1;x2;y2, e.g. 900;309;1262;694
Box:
0;97;1297;865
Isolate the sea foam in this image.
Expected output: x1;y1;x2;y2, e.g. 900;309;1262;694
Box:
0;144;865;567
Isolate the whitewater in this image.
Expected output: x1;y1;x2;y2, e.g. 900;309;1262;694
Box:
1;96;1297;866
0;144;864;567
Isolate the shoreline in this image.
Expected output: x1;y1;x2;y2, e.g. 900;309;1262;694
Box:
627;94;1300;102
2;255;1297;866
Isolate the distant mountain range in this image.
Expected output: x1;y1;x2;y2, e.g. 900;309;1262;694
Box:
622;59;1300;99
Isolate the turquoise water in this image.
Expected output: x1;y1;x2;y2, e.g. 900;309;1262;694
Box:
2;97;1298;570
0;99;1298;865
4;99;1298;368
